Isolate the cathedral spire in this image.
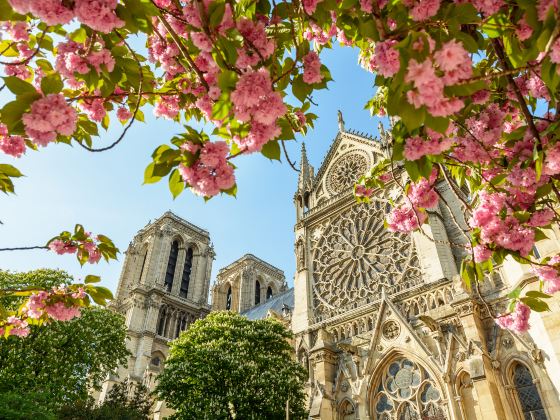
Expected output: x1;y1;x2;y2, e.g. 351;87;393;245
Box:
298;142;313;191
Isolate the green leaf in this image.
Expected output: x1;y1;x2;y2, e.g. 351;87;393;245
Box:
261;141;281;160
41;74;63;95
292;75;312;103
208;2;226;28
520;297;550;312
3;77;37;96
0;164;23;178
84;275;101;284
400;101;425;131
525;290;552;299
144;162;162;184
168;169;185;199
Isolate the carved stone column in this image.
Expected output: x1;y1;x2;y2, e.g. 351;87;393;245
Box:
309;329;337;420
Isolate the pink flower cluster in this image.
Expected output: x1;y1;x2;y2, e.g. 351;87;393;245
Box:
469;191;535;257
55;40;115;85
22;94;78;146
405;39;472;117
404;128;453;161
302;51;323;84
355;184;373;198
236;18;275;68
0;123;26;158
387;205;427;233
8;0;123;33
407;170;439;209
403;0;441;21
1;316;30;337
303;0;323;14
230;69;286;152
178;141;235;197
25;288;82;321
371;40;400;78
496;302;530;333
533;255;560;294
49;235;102;264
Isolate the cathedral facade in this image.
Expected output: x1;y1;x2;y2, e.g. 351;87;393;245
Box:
291;121;560;420
104;121;560;420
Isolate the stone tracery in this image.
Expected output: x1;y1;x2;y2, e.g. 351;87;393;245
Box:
311;202;422;316
327;153;368;194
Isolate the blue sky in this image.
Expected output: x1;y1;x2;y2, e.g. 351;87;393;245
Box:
0;45;382;298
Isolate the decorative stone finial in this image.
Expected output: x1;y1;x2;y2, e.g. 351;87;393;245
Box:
338;110;345;132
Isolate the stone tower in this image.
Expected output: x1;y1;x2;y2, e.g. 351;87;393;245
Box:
95;211;214;414
212;254;287;313
292;119;560;419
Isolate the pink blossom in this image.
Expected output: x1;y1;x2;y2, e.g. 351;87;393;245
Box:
22;94;77;146
237;18;275;61
8;0;74;25
87;49;116;73
79;98;106;122
191;32;213;52
408;177;439;209
516;15;533;41
387;205;427;233
303;0;323;14
26;291;49;319
473;244;492;263
544;143;560;175
533;255;560;294
496;302;530;333
5;21;29;41
178;141;235;197
550;38;560;65
154;95;181;120
0;124;26;158
403;133;453;161
234;121;281;153
537;0;557;21
472;90;490;104
295;111;306;126
48;239;78;255
72;287;86;299
372;40;400;77
74;0;124;33
434;40;469;72
302;51;323;84
355;184;373;198
117;107;132;121
359;0;373;13
45;301;81;321
410;0;441;21
471;0;504;16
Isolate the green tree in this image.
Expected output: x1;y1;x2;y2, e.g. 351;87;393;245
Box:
58;379;152;420
0;269;129;413
156;311;307;420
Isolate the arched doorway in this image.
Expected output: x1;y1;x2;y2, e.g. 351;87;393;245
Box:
371;356;448;420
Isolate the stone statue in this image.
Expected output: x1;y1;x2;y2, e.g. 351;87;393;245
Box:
338;110;345;132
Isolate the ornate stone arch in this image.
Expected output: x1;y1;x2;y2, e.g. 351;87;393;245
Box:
503;356;550;420
337;397;357;420
367;349;449;420
454;370;478;420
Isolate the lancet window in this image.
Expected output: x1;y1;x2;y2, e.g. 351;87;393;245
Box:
180;247;193;298
255;280;261;305
512;363;547;420
164;240;179;292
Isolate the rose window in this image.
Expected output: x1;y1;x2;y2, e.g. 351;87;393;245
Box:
328;153;368;194
373;358;447;420
311;202;421;315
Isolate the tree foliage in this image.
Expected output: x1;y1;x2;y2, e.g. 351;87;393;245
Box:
1;0;560;330
156;311;307;419
58;379;152;420
0;269;129;411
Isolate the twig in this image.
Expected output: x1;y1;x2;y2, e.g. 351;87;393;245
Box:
0;246;48;251
0;29;48;66
281;140;299;172
77;33;143;153
158;16;210;91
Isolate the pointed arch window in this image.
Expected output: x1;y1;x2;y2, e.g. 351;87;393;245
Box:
373;357;447;420
255;280;261;305
156;306;167;336
266;286;273;300
226;286;232;310
180;247;193;298
138;248;148;283
512;363;547;420
164;241;179;292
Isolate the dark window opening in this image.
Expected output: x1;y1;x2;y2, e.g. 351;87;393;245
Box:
513;364;547;420
255;280;261;305
164;241;179;292
266;286;273;300
226;286;232;310
138;250;148;283
180;247;193;298
156;307;167;336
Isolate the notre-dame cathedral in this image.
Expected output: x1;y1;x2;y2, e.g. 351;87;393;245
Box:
98;118;560;419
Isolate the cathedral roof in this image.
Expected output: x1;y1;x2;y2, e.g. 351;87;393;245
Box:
241;288;294;320
217;253;285;279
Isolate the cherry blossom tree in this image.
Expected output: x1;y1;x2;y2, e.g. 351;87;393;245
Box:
0;0;560;333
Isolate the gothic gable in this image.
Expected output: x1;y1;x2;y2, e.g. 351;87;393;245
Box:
310;130;385;207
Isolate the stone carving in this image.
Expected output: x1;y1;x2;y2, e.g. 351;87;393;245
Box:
382;320;401;340
327;153;368;194
296;239;305;271
311;203;422;315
